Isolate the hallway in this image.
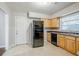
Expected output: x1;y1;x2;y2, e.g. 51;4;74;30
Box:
3;41;74;56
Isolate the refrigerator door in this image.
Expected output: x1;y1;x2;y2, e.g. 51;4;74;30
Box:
33;21;44;48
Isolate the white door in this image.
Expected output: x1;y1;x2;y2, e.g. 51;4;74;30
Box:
15;16;27;45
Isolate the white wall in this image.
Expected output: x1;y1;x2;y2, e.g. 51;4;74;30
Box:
29;12;51;19
0;3;9;50
0;3;15;50
51;3;79;18
13;12;50;45
9;13;15;48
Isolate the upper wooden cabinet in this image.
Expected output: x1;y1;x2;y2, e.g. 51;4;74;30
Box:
51;17;60;28
44;19;52;28
44;17;60;28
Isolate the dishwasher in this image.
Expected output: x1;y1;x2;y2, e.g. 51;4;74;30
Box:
51;32;57;46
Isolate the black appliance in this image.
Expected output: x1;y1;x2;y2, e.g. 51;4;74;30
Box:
33;21;44;48
51;32;57;46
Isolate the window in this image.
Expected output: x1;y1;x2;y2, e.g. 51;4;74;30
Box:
60;11;79;31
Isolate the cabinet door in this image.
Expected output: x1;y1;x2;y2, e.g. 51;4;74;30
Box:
58;35;65;48
65;39;70;51
51;17;60;28
44;19;51;28
65;37;76;54
76;38;79;53
57;34;65;48
60;37;65;48
57;34;61;46
47;32;51;43
71;40;76;54
44;17;60;28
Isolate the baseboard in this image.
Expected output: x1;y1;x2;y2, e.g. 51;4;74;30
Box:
9;44;16;49
16;42;28;45
9;43;28;49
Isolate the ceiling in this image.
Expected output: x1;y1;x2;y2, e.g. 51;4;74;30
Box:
6;2;75;15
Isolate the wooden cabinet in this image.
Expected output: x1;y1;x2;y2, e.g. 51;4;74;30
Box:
65;36;76;54
44;17;60;28
51;17;60;28
76;38;79;53
47;32;51;43
58;34;76;54
57;34;65;49
44;19;51;28
59;36;65;49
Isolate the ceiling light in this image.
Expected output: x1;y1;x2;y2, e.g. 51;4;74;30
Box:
38;2;49;5
36;2;55;5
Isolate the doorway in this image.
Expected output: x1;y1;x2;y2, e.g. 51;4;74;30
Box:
0;8;8;55
15;16;27;45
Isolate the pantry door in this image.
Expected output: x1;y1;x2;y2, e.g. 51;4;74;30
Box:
15;16;27;45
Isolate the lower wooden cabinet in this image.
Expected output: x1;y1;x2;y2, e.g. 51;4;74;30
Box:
47;32;51;43
58;34;76;54
65;38;76;54
76;38;79;54
58;34;65;49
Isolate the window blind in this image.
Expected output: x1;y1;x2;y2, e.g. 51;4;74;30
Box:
60;11;79;31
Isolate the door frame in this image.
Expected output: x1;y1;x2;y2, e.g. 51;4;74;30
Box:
5;13;9;50
0;8;9;50
15;15;27;45
15;16;17;46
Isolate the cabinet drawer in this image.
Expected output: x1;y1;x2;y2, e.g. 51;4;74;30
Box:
65;36;75;40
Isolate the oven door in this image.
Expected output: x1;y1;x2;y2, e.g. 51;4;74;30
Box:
51;32;57;46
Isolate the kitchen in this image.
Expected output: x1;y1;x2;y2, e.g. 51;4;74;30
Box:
43;2;79;55
0;2;79;56
44;15;79;55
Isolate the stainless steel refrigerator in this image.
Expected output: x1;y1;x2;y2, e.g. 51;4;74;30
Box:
32;21;44;48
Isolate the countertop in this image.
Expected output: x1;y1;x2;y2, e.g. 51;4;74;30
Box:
47;30;79;37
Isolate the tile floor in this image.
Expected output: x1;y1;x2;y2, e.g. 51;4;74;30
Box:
3;41;74;56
